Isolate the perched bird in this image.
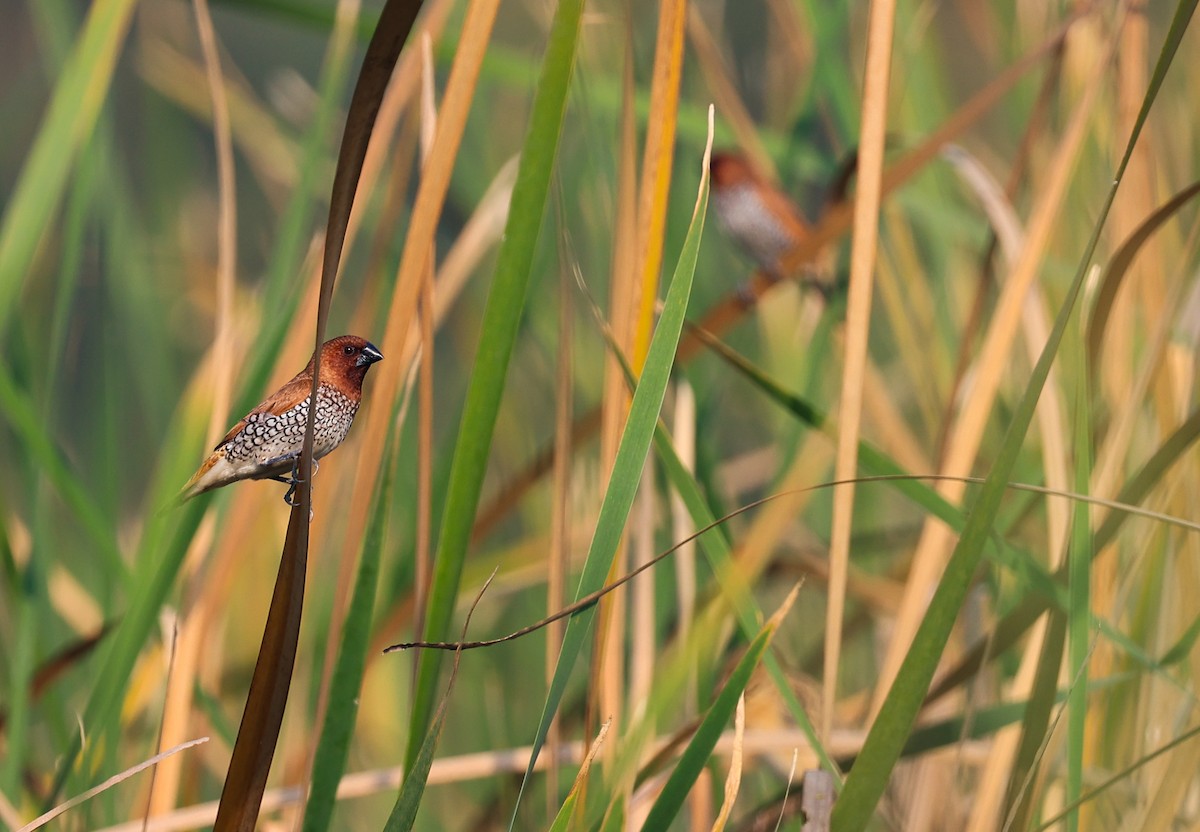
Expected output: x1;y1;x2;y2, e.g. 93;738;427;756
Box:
178;335;383;503
709;151;814;279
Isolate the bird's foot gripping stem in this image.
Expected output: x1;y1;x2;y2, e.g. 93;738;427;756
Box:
269;456;319;506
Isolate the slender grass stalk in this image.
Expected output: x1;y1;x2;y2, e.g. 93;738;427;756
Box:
824;0;895;742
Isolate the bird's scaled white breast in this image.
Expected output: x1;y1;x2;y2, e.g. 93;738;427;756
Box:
712;184;796;266
223;386;360;476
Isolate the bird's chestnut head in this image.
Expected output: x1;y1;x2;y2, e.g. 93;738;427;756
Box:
319;335;383;388
709;151;757;191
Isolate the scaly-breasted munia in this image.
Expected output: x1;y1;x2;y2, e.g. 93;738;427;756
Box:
178;335;383;502
709;151;813;278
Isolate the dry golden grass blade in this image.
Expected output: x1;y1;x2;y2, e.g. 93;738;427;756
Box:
671;381;698;646
870;18;1119;715
601;0;691;759
596;3;641;757
824;0;896;743
359;159;517;657
874;216;944;440
545;257;574;815
334;0;502;628
630;459;657;713
1103;2;1169;413
414;29;439;682
137;38;299;189
710;694;746;832
19;739;209;832
145;589;210;817
377;157;518;378
161;359;247;794
324;1;492;681
349;0;456;316
943;146;1071;551
192;0;238;451
686;6;775;179
630;0;687;367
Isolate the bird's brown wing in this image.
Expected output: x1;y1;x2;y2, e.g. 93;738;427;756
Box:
759;186;811;241
214;371;312;449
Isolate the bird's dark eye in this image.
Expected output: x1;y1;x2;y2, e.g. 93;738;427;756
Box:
343;345;356;356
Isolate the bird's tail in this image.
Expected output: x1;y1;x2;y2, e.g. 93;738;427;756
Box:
169;454;223;509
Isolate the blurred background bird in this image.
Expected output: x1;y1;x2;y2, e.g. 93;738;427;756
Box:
709;149;846;301
177;335;383;502
709;151;812;275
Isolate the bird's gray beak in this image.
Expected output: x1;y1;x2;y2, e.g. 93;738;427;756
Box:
357;343;384;367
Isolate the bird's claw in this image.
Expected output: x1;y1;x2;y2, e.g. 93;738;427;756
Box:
284;478;301;506
281;457;321;507
270;456;321;507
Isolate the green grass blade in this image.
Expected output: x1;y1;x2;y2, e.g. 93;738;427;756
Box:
301;434;397;832
548;721;610;832
829;4;1197;828
384;570;496;832
0;366;125;582
638;585;797;831
406;0;585;765
1065;330;1093;831
0;0;136;338
1085;179;1200;380
383;703;444;832
507;115;713;828
1004;610;1067;829
1;544;46;795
